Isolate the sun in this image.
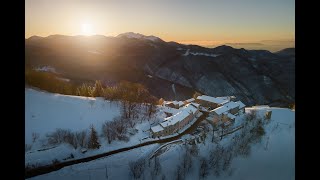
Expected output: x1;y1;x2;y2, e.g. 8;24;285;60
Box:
81;23;94;36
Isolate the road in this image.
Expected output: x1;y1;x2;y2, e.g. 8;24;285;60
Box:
25;112;209;179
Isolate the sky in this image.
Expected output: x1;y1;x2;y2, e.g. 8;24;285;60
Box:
25;0;295;49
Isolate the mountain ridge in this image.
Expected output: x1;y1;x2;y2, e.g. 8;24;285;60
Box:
25;33;295;107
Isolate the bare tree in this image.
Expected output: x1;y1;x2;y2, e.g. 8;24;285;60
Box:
182;151;192;173
161;174;166;180
199;157;209;179
189;143;199;157
175;165;184;180
209;144;224;176
153;156;162;176
47;128;71;145
75;130;87;148
32;132;40;143
102;121;116;144
25;144;32;152
129;158;146;179
222;147;233;171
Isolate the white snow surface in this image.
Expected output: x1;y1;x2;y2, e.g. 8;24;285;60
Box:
117;32;160;42
26;93;295;180
182;49;220;57
25;88;162;166
25;88;121;144
28;144;160;180
189;52;220;57
27;107;294;180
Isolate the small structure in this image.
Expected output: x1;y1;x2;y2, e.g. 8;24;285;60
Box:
184;98;195;105
81;148;87;154
221;120;232;129
151;125;164;137
235;100;246;114
163;101;184;109
265;110;272;119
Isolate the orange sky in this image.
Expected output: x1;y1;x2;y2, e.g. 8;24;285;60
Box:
25;0;295;48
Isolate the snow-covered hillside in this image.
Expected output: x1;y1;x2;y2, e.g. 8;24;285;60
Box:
25;88;163;167
25;88;121;144
27;106;295;180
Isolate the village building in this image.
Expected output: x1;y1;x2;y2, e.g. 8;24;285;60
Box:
154;95;245;137
234;100;246;114
151;103;200;138
208;100;246;127
163;100;184;109
183;98;195;105
195;95;231;109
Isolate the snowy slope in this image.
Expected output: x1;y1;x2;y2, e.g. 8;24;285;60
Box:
28;144;160;180
25;88;164;167
25;88;121;144
27;107;295;180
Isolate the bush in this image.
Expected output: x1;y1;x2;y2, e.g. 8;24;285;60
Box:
256;125;265;136
32;132;40;143
199;157;209;179
46;128;87;149
52;158;60;165
75;130;88;148
129;158;146;179
25;144;32;152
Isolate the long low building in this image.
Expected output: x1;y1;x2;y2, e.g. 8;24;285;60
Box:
195;95;232;109
151;103;200;138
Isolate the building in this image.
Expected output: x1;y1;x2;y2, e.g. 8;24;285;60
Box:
234;101;245;114
163;101;184;109
151;103;200;138
208;100;246;127
151;125;164;137
195;95;230;109
184;98;195;105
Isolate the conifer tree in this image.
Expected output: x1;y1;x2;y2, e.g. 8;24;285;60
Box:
88;125;100;149
92;80;104;97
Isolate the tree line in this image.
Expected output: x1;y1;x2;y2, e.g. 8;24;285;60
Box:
26;68;158;105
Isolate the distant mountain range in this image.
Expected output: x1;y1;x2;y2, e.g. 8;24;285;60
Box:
25;33;295;107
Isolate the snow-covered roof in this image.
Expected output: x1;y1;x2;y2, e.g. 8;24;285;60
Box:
164;101;173;105
164;101;184;107
224;101;239;109
161;112;188;127
183;103;198;114
235;101;246;109
185;98;195;103
151;125;164;133
162;106;180;114
212;101;239;115
172;101;184;107
224;121;231;126
226;113;236;119
190;102;200;108
161;104;197;128
196;95;230;105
